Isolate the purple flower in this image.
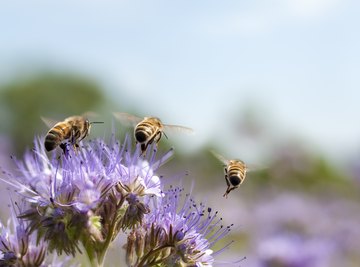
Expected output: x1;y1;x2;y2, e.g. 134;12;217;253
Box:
125;186;237;267
1;134;237;266
0;204;70;267
1;135;174;264
257;233;335;267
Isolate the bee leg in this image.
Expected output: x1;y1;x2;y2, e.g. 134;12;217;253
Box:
70;128;80;150
59;143;66;153
73;143;80;155
223;185;231;198
223;167;231;198
224;168;230;187
140;143;148;156
154;131;162;144
70;129;76;144
223;188;231;198
223;186;237;198
154;133;162;151
59;143;69;158
150;132;163;154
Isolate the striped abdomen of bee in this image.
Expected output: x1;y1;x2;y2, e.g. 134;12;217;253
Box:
134;117;163;154
224;160;247;197
44;116;90;152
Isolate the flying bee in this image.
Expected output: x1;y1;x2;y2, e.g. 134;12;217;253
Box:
42;115;103;152
211;150;248;198
113;112;193;155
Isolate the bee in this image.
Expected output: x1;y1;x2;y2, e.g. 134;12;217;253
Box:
113;112;193;155
43;115;103;152
211;150;247;198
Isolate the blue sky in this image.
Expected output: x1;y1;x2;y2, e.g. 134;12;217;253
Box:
0;0;359;161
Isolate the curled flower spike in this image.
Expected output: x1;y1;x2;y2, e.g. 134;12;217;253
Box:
125;186;236;267
0;135;173;266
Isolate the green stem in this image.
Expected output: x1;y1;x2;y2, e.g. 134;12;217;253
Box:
96;230;113;266
97;197;126;265
137;244;174;267
97;217;117;264
84;241;103;267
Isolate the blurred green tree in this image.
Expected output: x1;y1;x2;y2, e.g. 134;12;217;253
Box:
0;73;105;154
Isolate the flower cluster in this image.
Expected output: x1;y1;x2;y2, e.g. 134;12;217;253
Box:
126;187;234;266
0;203;70;267
0;134;236;266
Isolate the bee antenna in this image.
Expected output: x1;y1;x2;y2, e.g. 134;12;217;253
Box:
163;132;168;139
90;121;105;124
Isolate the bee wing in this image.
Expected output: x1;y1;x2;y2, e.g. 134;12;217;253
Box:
210;150;229;165
246;163;267;173
82;111;99;119
113;112;143;127
41;116;59;128
246;164;268;172
162;124;194;135
80;111;105;124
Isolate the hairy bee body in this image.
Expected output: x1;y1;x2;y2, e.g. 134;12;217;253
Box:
135;117;164;154
224;160;247;197
113;112;193;155
211;151;247;198
44;116;90;152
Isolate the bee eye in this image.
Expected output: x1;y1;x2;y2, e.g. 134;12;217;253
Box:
135;132;147;143
229;176;241;186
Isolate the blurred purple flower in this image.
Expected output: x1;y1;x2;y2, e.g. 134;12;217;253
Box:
257;233;334;267
231;192;360;267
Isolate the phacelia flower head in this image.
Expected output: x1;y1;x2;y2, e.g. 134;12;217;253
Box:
1;132;239;267
1;135;173;259
125;186;235;267
0;203;71;267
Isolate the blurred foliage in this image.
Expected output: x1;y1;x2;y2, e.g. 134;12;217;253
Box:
159;141;359;202
0;73;106;154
